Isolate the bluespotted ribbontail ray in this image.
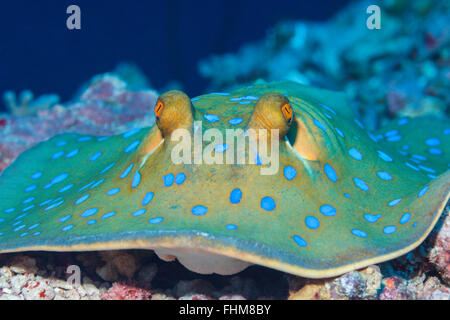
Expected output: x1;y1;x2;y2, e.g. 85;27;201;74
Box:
0;81;448;277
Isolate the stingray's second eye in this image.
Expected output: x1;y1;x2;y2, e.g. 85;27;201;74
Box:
282;103;293;125
155;100;164;119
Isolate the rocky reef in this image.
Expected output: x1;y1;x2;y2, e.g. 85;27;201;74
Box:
199;0;449;131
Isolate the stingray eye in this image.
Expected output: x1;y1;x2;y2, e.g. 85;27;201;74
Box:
154;90;194;137
282;103;293;125
155;100;164;119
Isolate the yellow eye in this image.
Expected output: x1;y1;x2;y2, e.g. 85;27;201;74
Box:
155;100;164;118
281;103;293;125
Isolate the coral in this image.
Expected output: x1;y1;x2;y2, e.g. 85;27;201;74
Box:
101;282;152;300
426;206;450;284
415;277;450;300
379;276;413;300
0;72;157;174
288;265;382;300
3;90;60;117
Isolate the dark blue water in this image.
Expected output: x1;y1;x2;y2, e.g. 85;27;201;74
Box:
0;0;351;111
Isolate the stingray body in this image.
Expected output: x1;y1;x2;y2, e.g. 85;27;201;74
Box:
0;81;449;278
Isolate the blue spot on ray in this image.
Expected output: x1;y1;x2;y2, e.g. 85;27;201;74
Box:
405;162;420;171
388;198;402;207
293;235;308;247
62;225;74;232
225;224;237;230
58;184;74;193
100;162;115;174
335;128;344;138
90;179;105;189
351;229;368;238
418;185;428;198
124;141;141;153
59;215;72;223
305;216;320;229
191;205;208;216
400;212;411;224
120;163;134;179
106;188;120;196
313;119;327;131
81;208;98;218
51;173;69;185
321;104;336;115
44;200;64;211
39;199;53;207
52;151;64;159
142;192;154;206
149;217;164;224
411;154;425;161
79;181;95;192
122;128;142;138
102;211;117;219
209;92;230;96
89;152;102;161
24;185;37;192
132;209;146;217
353;177;370;191
31;172;42;180
323;164;338;182
163;173;174;187
377;150;393;162
260;197;276;211
418;165;436;173
385;130;398;137
28;223;39;230
383;225;397;234
22;197;34;204
283;166;297;181
204;114;220;123
230;188;242;204
319;204;337;217
377;171;392;181
75;194;90;205
348;148;363;160
364;214;382;223
228;118;243;125
387;135;402;142
429;148;442;155
14;225;26;232
132;172;141;188
22;205;34;212
175;173;186;185
425;138;440;146
65;149;79;158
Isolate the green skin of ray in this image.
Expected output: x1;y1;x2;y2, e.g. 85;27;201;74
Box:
0;81;448;271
